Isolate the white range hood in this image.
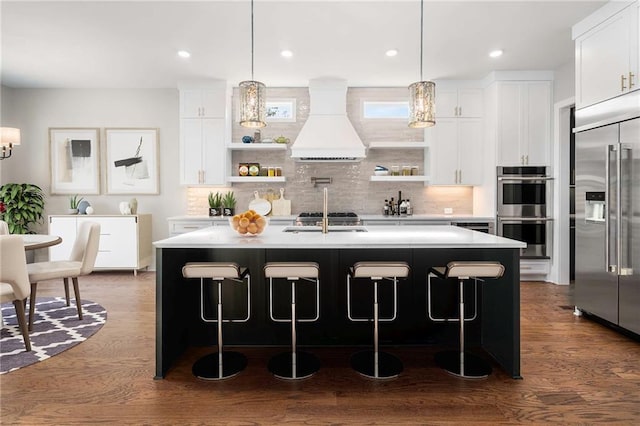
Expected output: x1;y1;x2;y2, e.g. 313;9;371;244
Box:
290;78;366;162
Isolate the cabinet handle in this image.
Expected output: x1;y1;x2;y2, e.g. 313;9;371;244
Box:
526;155;529;165
621;74;627;91
458;169;462;184
630;72;635;89
458;106;462;116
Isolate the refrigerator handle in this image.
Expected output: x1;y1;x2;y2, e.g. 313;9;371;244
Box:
616;143;623;276
620;145;633;275
605;145;615;273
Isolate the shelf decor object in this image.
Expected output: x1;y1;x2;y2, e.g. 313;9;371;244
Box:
0;127;21;160
49;128;100;195
239;0;266;129
105;128;159;194
408;0;436;129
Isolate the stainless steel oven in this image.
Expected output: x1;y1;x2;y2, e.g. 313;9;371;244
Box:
497;217;552;258
497;166;553;259
497;166;551;217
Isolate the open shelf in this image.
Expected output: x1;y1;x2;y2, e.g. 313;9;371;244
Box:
227;143;287;150
227;176;286;183
370;175;430;182
368;141;428;149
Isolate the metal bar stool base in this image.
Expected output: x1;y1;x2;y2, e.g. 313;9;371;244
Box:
268;351;320;380
192;351;247;380
434;350;492;379
350;350;403;379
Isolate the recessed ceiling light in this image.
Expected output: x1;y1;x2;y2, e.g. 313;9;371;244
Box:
386;49;398;57
489;49;503;58
177;50;191;58
281;50;293;58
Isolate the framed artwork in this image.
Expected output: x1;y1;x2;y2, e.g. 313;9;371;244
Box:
49;128;100;194
266;99;296;122
105;128;159;194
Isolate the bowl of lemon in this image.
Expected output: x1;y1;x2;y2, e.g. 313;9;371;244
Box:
229;210;268;236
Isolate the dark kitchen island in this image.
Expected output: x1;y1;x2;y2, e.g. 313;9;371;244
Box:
154;225;525;379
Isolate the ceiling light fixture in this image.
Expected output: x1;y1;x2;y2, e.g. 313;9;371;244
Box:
0;127;21;160
489;49;503;58
385;49;398;57
408;0;435;128
281;50;293;58
177;50;191;58
239;0;266;128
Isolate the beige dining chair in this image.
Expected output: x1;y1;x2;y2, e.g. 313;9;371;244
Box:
26;221;100;331
0;220;9;235
0;235;32;351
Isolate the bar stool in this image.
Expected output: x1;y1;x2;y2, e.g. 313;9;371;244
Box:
427;261;504;379
182;262;251;380
264;262;321;380
347;261;410;379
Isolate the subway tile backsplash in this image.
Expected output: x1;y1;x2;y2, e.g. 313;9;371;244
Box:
187;87;473;216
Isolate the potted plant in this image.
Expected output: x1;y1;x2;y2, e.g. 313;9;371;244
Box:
0;183;46;234
69;194;83;215
222;191;236;216
208;192;223;217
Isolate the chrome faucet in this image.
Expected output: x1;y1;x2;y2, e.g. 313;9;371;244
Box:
322;187;328;234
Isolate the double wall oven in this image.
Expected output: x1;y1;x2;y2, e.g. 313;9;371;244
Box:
497;166;553;259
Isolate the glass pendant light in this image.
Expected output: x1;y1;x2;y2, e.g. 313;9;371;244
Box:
408;0;435;128
239;0;266;128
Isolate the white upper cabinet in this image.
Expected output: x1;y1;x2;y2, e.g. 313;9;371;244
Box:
427;117;483;185
436;88;483;118
180;118;226;185
496;81;551;166
178;81;229;186
180;88;227;118
573;1;639;109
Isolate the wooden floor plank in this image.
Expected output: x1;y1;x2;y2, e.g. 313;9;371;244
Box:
1;272;639;424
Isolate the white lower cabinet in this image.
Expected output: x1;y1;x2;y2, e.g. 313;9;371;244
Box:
520;259;550;279
49;214;152;275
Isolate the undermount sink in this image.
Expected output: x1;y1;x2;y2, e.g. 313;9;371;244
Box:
282;225;368;233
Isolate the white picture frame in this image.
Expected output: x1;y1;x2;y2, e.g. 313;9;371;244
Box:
105;128;159;194
49;128;100;195
266;99;296;122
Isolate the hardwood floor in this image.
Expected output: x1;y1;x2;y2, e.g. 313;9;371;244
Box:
1;272;639;424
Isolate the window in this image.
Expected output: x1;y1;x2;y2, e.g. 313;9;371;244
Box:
362;101;409;119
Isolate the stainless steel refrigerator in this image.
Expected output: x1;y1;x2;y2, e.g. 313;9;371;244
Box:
574;116;640;335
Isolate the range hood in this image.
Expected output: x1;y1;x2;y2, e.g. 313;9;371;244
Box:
290;78;366;162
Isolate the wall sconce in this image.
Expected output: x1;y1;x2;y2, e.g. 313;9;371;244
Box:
0;127;21;160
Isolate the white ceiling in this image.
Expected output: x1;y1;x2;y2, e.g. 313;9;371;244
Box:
1;0;606;89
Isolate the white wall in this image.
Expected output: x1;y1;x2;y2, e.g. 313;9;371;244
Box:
0;87;184;266
553;60;575;103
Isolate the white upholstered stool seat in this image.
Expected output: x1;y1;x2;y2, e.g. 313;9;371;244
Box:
264;262;320;380
428;261;505;379
182;262;251;380
347;261;410;379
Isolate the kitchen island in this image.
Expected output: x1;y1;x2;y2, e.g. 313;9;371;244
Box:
154;225;526;379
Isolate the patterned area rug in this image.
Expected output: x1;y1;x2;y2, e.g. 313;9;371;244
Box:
0;297;107;374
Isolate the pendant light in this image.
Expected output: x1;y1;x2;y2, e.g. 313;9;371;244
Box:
408;0;435;128
239;0;266;128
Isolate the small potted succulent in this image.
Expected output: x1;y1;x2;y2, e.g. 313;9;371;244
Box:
69;194;83;215
222;191;237;216
208;192;223;217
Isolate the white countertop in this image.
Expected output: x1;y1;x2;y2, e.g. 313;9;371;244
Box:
154;224;524;249
167;214;494;222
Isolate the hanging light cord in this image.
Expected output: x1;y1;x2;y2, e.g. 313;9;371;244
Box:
419;0;424;81
251;0;255;81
